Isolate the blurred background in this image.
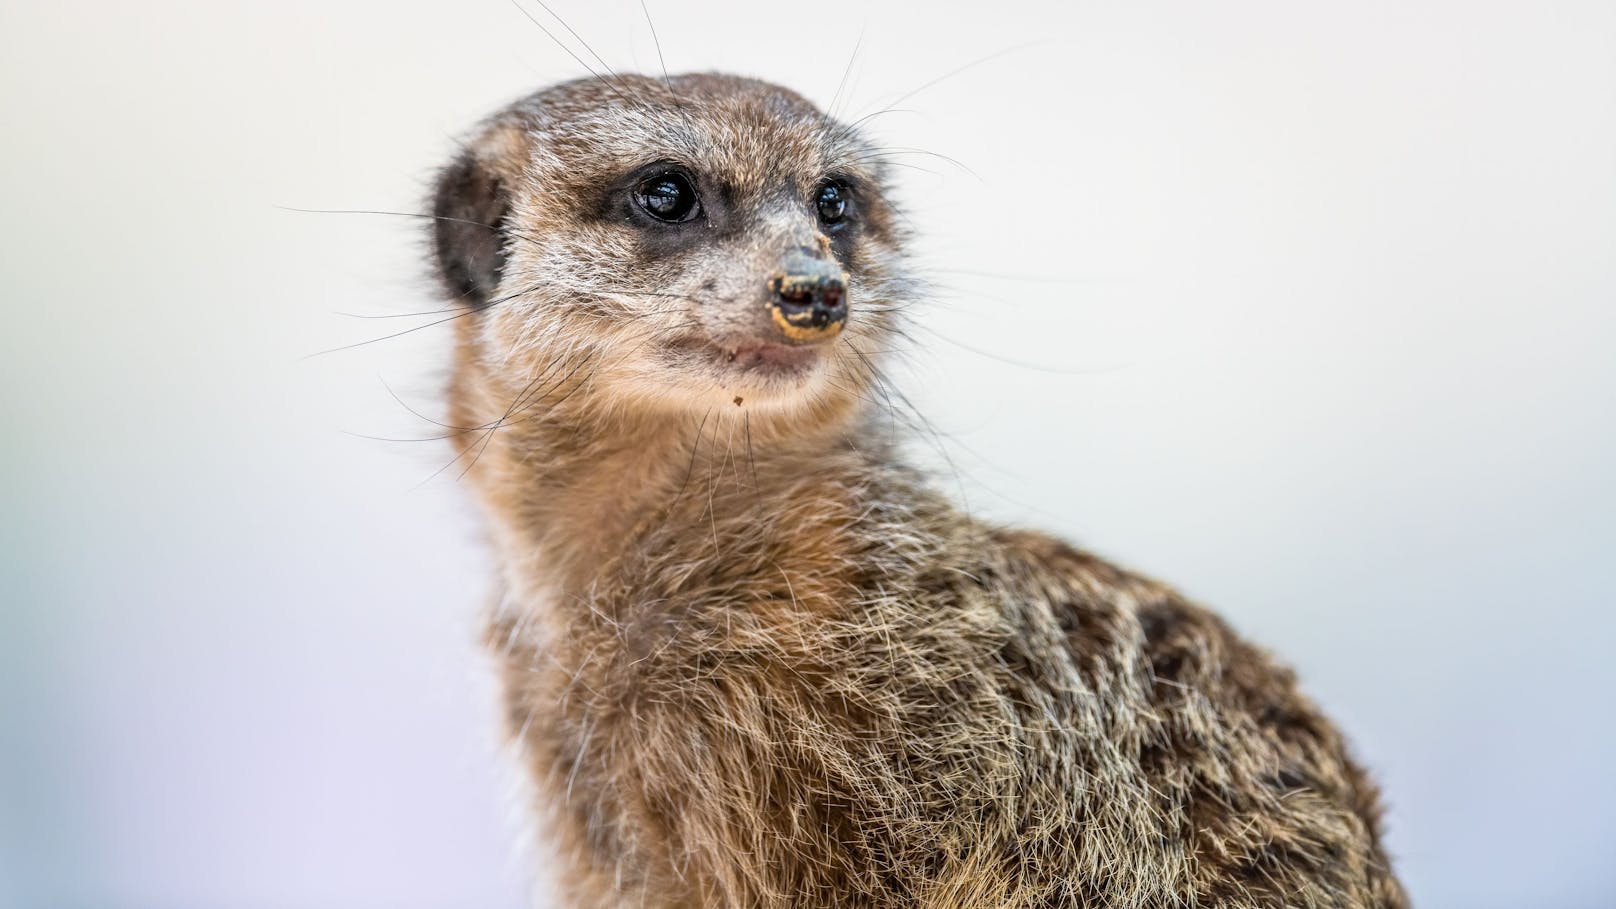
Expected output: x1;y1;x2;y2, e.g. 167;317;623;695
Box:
2;0;1613;906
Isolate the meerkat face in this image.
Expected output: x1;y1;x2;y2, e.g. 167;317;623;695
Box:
432;73;913;427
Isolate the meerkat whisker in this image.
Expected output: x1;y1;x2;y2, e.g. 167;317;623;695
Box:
636;0;672;93
846;41;1047;126
825;26;867;124
279;205;549;247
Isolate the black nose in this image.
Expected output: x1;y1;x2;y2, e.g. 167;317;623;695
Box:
766;270;848;341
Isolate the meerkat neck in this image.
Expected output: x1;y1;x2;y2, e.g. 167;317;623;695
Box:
463;369;881;596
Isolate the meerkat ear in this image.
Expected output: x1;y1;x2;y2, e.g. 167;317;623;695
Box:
431;148;512;307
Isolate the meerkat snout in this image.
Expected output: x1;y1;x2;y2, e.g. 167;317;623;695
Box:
766;256;848;343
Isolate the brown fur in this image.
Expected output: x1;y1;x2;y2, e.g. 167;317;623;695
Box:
428;73;1407;908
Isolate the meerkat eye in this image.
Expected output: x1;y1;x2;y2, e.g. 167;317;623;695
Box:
634;172;701;223
815;180;850;226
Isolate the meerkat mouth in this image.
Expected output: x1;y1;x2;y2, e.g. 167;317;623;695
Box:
721;342;821;372
660;334;826;381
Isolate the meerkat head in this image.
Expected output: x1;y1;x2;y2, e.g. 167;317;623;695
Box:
431;73;913;434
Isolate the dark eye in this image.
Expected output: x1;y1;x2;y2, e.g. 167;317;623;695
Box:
815;180;850;226
634;172;700;223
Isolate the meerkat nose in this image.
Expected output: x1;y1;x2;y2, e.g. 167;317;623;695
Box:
766;266;848;343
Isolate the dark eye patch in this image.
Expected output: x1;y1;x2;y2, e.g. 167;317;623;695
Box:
590;160;706;225
588;160;723;262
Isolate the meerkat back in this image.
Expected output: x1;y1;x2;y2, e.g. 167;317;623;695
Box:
427;73;1407;908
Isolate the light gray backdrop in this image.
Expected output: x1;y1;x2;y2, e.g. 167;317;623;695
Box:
2;1;1612;907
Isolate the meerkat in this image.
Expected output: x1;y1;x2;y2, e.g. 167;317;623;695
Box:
427;73;1408;908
